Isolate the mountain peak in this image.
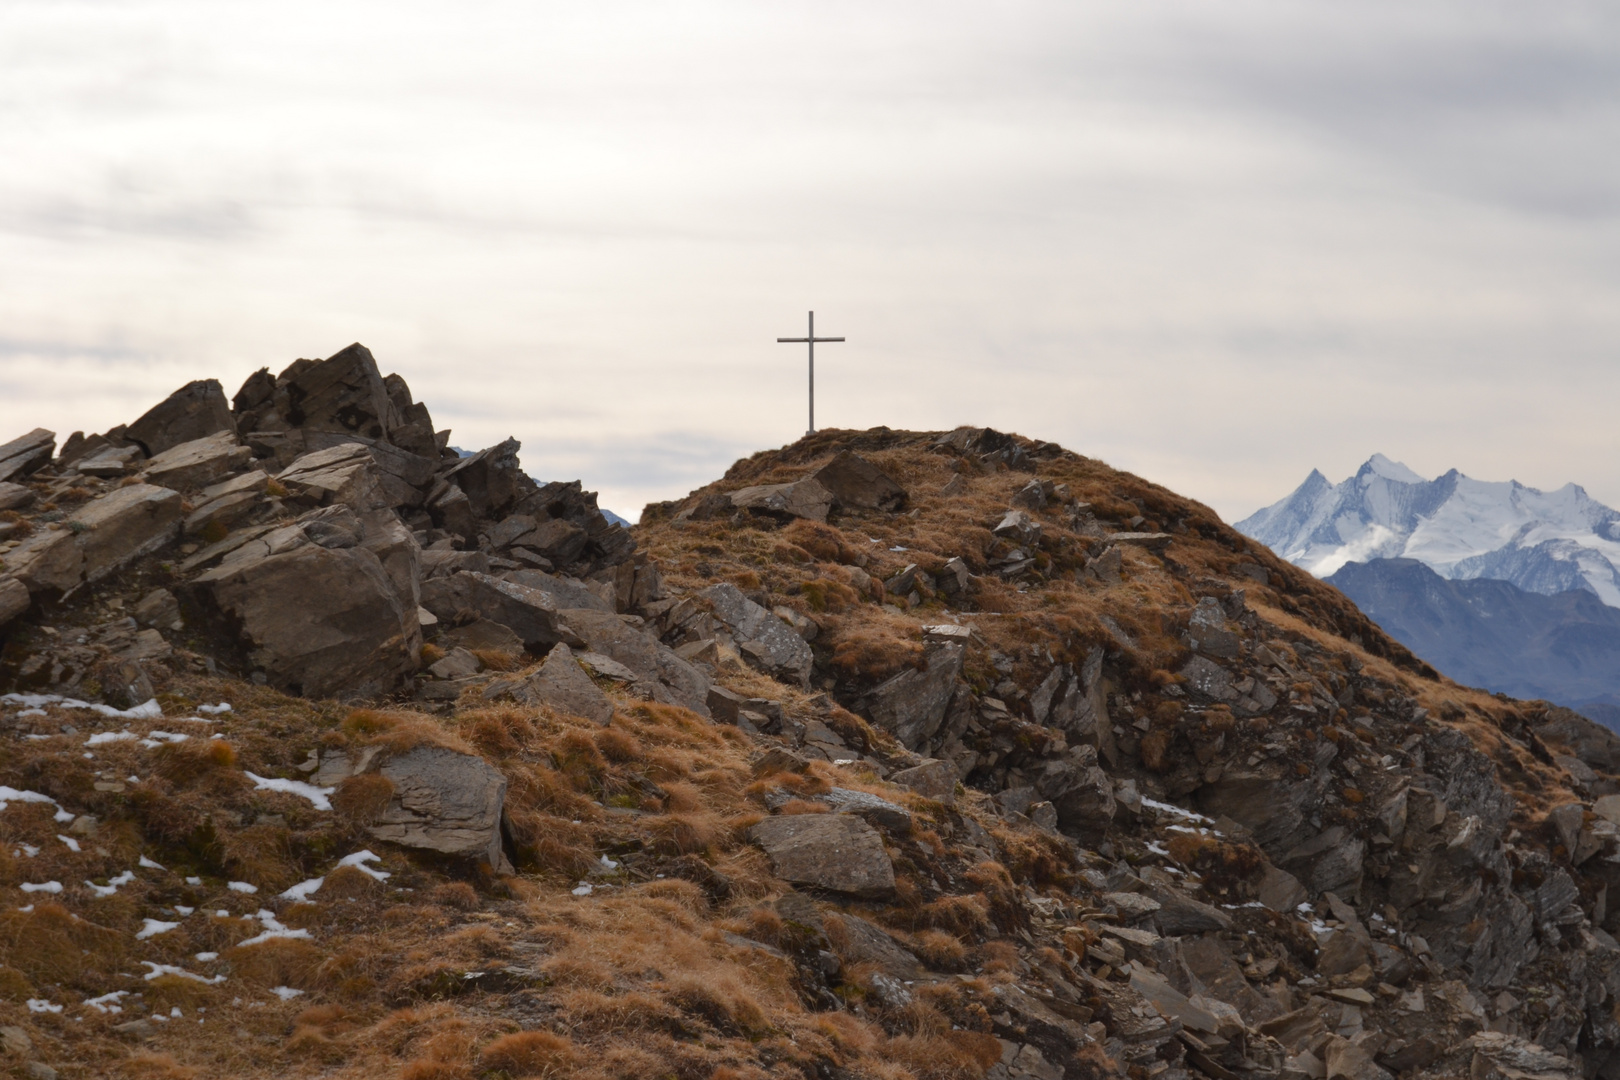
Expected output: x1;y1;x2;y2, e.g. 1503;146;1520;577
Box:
1358;453;1426;485
1238;454;1620;607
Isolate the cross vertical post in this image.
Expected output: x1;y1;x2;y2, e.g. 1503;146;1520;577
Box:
777;310;845;436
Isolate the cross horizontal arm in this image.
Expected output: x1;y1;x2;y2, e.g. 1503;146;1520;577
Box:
776;337;845;343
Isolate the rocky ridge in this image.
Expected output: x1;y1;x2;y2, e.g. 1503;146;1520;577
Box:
0;352;1617;1080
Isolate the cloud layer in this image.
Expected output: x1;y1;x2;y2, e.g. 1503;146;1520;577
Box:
3;0;1617;520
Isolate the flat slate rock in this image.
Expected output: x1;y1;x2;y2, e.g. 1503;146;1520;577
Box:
749;813;895;899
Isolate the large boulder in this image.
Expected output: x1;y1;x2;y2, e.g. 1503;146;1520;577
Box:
0;429;54;483
729;478;834;523
698;583;814;688
4;484;182;594
809;451;907;511
126;380;237;456
179;512;420;699
863;639;965;749
362;745;512;872
419;571;581;651
749;814;895;899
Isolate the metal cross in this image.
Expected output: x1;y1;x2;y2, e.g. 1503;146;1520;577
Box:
777;310;844;436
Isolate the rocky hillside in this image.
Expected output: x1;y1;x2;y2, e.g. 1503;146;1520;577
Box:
2;349;1620;1080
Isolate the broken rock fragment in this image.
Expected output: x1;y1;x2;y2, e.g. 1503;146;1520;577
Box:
749;813;895;899
0;428;55;483
698;583;813;688
863;639;965;749
5;483;183;595
808;450;907;511
141;430;253;491
488;643;613;726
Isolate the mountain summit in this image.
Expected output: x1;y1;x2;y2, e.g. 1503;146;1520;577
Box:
1236;454;1620;605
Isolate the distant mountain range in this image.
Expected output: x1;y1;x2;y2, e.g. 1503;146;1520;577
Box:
1237;453;1620;606
1239;456;1620;728
1326;559;1620;719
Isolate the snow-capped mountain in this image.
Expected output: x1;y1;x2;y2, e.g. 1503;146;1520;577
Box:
1236;454;1620;607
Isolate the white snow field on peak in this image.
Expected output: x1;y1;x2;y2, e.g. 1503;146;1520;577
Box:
1236;454;1620;606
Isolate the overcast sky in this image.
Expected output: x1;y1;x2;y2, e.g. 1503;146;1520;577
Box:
3;1;1617;522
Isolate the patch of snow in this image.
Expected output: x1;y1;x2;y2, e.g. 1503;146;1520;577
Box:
572;883;593;896
84;991;128;1014
269;986;304;1001
0;786;73;821
139;855;165;870
17;844;39;857
185;876;201;885
140;731;189;748
57;834;81;852
195;952;218;962
279;877;324;902
1140;797;1214;824
20;881;62;894
1144;841;1169;857
244;772;335;811
174;906;194;916
337;850;389;881
86;871;137;898
227;881;258;894
197;703;232;714
136;918;181;939
27;999;62;1014
141;962;226;985
599;855;619;870
86;731;135;746
236;909;312;948
15;905;31;913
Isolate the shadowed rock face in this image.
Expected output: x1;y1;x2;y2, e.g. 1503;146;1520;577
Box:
127;379;238;457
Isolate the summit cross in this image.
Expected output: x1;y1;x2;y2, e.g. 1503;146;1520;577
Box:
777;310;844;436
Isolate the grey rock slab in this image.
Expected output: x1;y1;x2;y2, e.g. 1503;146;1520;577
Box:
699;582;813;688
127;378;237;456
825;911;922;979
992;509;1041;545
749;813;895;899
277;442;391;511
820;788;912;833
0;481;34;511
420;571;580;650
428;647;481;679
0;575;28;626
75;444;143;477
863;639;965;749
369;744;511;871
574;650;640;682
436;618;523;657
808;450;907;511
1151;888;1234;935
4;483;182;594
502;643;613;725
141;430;252;491
889;758;957;803
729;477;834;523
504;568;615;612
132;587;180;629
0;428;54;482
560;607;710;715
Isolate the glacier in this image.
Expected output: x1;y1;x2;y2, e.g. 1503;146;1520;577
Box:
1236;454;1620;607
